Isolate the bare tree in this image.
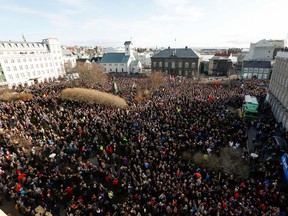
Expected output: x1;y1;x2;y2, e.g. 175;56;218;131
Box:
64;60;74;74
75;62;107;88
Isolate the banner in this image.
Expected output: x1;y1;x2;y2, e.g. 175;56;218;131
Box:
281;153;288;183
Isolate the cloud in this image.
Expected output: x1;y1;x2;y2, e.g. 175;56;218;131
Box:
0;3;73;28
153;0;205;22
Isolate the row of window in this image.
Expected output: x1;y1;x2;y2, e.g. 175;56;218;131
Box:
7;69;55;80
275;58;288;70
271;72;288;88
102;63;125;66
242;73;269;79
2;56;63;64
157;70;195;76
243;68;270;73
153;61;196;69
0;50;61;55
5;62;62;71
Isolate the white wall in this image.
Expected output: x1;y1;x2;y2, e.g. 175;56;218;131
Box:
0;38;65;88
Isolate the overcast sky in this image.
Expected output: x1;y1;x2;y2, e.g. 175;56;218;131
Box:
1;0;287;48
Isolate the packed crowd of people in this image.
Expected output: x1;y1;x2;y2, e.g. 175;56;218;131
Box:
0;75;287;215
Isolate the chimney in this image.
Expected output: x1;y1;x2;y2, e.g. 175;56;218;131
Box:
168;46;170;49
185;46;188;49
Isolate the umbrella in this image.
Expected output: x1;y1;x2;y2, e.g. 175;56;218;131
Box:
49;153;56;159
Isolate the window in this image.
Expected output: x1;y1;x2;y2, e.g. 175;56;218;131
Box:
45;63;48;67
15;74;19;78
249;68;253;72
4;59;8;63
6;66;10;71
185;70;188;76
17;59;21;62
19;65;23;70
31;65;34;69
29;58;32;62
8;75;13;80
171;62;175;69
159;62;162;67
185;62;189;68
26;72;30;77
178;62;182;68
178;70;182;76
165;62;168;68
21;73;25;77
36;64;39;68
34;58;37;61
32;71;36;76
153;62;156;67
192;62;196;69
50;63;52;67
11;59;15;63
254;68;258;72
41;63;44;68
103;64;106;66
13;66;17;70
23;58;26;62
264;68;269;73
244;68;248;72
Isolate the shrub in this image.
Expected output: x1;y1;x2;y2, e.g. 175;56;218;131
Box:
0;92;33;101
59;88;128;108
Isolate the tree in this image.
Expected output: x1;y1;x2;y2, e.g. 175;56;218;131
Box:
64;60;74;74
75;62;107;88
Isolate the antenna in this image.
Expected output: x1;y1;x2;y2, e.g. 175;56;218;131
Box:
174;38;176;55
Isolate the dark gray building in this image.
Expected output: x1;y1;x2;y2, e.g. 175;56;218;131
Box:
151;47;199;77
241;60;272;79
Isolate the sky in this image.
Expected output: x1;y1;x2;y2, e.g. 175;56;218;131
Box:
0;0;287;49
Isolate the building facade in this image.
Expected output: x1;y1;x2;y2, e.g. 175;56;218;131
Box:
267;51;288;130
241;60;272;79
99;41;142;74
151;47;199;77
208;53;233;76
249;39;284;61
0;38;65;88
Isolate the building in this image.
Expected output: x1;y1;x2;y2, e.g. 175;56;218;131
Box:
0;38;65;88
208;53;233;76
62;48;77;70
98;41;142;73
267;51;288;129
248;39;284;61
151;46;199;77
133;52;152;68
241;60;272;79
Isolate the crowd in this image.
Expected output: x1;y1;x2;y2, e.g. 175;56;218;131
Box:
0;75;287;216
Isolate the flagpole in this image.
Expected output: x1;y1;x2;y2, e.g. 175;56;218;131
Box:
174;38;176;55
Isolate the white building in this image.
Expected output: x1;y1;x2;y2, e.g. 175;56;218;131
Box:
62;48;77;70
248;39;284;61
99;41;142;73
0;38;65;88
133;52;152;68
267;51;288;130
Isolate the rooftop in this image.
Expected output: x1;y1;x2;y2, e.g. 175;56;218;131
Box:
243;60;272;68
99;53;130;63
152;47;199;59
